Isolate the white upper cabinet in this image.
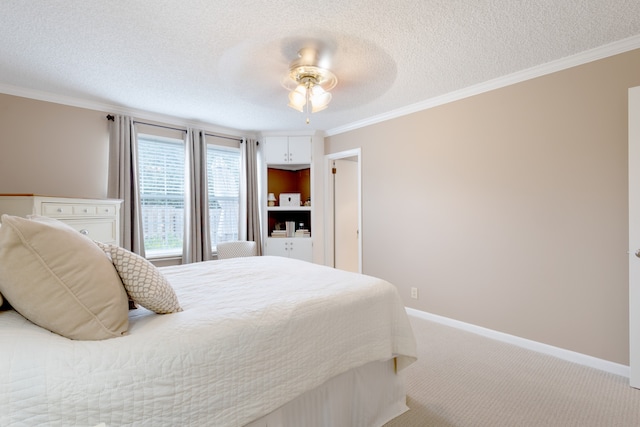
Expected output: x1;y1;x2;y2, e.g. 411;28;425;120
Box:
264;136;311;165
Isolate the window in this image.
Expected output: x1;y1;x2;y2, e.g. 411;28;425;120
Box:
137;133;242;258
138;134;185;257
207;144;241;249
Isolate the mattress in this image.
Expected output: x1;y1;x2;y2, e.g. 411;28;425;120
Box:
0;256;417;426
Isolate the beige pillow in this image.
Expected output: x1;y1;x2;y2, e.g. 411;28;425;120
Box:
96;242;182;314
0;214;129;340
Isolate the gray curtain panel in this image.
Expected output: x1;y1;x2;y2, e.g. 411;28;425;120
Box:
107;115;145;255
183;129;212;264
241;138;262;255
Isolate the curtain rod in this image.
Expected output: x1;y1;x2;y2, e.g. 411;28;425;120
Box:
106;114;246;143
205;132;244;143
133;119;187;134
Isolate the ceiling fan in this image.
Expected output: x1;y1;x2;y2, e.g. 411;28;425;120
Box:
282;47;338;124
218;32;396;125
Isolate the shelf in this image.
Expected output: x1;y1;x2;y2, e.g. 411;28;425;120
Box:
266;168;311;205
267;206;311;211
266;236;312;240
267;210;310;238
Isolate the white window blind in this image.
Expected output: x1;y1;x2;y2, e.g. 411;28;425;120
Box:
138;135;185;257
207;144;240;249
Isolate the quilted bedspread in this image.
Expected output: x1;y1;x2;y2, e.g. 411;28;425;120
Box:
0;256;417;426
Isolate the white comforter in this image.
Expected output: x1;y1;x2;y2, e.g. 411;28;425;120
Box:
0;256;417;426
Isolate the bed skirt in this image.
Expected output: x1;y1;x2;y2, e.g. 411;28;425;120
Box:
245;358;408;427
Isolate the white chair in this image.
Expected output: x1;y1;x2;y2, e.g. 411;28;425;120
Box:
216;241;258;259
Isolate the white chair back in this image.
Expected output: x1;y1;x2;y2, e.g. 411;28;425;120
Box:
216;241;258;259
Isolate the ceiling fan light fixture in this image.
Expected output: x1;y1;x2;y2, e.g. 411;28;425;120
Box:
284;48;337;123
310;90;331;113
288;86;306;112
310;84;326;96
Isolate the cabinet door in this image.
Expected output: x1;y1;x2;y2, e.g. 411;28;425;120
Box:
288;239;312;262
265;238;290;257
288;136;311;164
265;238;312;261
264;137;290;164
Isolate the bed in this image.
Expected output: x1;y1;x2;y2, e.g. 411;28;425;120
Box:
0;215;416;427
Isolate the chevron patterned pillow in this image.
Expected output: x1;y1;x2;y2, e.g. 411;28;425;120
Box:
96;242;182;314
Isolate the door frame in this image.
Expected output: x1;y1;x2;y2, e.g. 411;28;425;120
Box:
629;86;640;388
324;148;362;273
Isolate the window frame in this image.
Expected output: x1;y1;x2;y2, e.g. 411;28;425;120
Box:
135;129;243;260
206;137;242;253
137;132;186;259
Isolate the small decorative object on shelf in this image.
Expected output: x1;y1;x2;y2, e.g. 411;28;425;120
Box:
267;193;277;207
285;221;296;237
304;197;311;207
295;229;311;238
280;193;301;207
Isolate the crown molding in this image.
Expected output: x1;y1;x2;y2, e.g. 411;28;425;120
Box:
326;34;640;137
0;83;252;139
0;83;117;113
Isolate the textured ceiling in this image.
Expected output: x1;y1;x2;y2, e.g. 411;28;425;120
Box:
1;1;640;135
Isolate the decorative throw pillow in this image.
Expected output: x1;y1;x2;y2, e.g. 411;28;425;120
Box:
95;242;182;314
0;214;129;340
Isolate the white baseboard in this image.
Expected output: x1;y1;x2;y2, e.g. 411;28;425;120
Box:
405;307;630;378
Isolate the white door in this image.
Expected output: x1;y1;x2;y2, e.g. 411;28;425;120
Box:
629;85;640;388
324;149;362;273
334;158;359;273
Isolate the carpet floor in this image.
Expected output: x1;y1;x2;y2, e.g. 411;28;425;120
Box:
384;315;640;426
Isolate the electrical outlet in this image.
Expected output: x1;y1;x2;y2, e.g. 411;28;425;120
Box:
410;287;418;299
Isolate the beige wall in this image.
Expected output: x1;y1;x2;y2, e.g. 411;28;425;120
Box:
326;49;640;365
0;94;110;198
